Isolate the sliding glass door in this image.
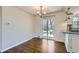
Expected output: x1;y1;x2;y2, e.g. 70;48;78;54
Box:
42;17;54;39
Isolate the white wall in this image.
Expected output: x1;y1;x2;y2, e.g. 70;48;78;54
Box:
2;7;35;52
34;16;43;37
0;7;2;52
35;11;66;42
53;11;66;42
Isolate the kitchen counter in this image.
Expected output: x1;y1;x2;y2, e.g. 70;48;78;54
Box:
63;31;79;35
63;31;79;53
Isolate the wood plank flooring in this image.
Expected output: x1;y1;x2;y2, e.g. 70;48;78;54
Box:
4;38;67;53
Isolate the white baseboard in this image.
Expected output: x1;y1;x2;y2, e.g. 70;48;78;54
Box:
1;38;31;52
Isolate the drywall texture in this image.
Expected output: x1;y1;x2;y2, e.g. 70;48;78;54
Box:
2;7;35;51
0;7;2;52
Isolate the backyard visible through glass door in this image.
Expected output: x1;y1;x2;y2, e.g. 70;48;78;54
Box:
42;17;54;39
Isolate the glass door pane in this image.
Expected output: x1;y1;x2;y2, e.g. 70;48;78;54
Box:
48;19;54;38
42;19;48;38
42;17;54;39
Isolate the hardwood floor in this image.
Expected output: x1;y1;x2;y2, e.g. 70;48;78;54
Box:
4;38;67;53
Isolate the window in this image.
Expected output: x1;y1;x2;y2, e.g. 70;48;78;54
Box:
73;16;79;28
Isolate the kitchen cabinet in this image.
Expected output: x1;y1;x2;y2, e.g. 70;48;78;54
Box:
64;32;79;53
71;34;79;52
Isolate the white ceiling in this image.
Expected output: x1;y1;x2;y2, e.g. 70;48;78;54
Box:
16;6;64;15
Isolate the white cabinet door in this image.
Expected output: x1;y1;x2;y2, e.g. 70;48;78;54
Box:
65;33;79;53
72;34;79;52
64;34;68;51
65;34;72;52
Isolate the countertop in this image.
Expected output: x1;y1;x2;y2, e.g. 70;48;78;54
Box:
63;31;79;35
